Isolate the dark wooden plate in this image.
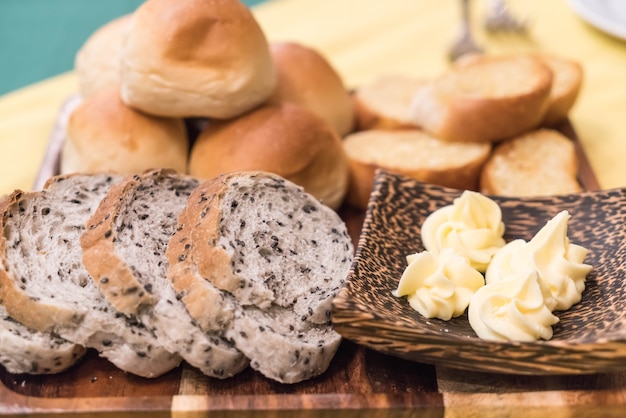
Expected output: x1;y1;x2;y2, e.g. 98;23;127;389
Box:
332;169;626;375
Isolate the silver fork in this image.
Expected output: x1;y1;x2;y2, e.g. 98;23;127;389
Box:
484;0;527;33
449;0;484;62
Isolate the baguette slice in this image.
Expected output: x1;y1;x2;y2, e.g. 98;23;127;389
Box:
479;129;582;197
343;129;491;209
0;173;181;378
167;171;353;383
539;54;583;126
353;74;427;131
81;169;248;378
410;54;553;143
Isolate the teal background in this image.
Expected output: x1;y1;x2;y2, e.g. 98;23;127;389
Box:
0;0;266;95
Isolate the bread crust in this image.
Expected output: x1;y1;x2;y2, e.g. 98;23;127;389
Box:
0;191;79;331
410;54;553;143
80;173;159;315
479;129;582;196
266;42;355;136
166;206;235;333
539;54;583;126
62;88;189;175
343;130;491;209
188;103;349;210
120;0;276;118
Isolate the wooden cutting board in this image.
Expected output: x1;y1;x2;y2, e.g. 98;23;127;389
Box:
2;119;625;416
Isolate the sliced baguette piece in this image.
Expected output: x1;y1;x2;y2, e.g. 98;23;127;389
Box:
353;74;427;131
0;173;181;378
0;300;86;375
343;129;491;209
479;129;582;197
81;169;248;378
167;171;353;383
410;54;553;143
538;54;583;126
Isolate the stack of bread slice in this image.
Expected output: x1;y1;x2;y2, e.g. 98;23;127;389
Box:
0;170;353;383
345;52;584;207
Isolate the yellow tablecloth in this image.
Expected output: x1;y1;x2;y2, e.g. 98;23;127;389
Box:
1;0;625;196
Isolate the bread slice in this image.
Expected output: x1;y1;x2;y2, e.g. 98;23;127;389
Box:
343;129;491;209
81;169;248;378
0;173;181;378
167;171;353;383
410;54;553;143
0;302;86;375
353;74;427;130
479;129;582;197
539;54;583;126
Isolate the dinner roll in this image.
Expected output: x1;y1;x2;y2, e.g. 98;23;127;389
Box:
343;129;491;209
75;14;132;98
189;103;349;210
120;0;276;119
266;42;354;136
61;88;189;175
410;54;553;143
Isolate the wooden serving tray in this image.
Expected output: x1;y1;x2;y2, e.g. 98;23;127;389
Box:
2;119;621;416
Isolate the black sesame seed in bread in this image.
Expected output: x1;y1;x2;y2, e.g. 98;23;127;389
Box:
0;173;181;378
0;298;86;375
81;169;248;378
167;171;354;383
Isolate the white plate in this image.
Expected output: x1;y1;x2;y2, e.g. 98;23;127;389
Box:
568;0;626;41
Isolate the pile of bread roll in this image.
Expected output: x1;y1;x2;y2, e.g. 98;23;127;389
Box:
69;0;584;213
68;0;354;211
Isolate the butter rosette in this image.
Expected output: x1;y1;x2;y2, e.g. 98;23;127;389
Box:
468;269;560;342
485;210;592;311
394;248;485;320
420;190;506;272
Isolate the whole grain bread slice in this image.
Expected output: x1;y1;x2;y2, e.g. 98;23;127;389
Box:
167;171;353;383
0;173;181;378
81;169;248;378
0;300;86;375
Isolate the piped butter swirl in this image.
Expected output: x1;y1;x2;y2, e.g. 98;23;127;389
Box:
394;248;485;320
421;190;505;272
486;210;592;311
468;268;560;341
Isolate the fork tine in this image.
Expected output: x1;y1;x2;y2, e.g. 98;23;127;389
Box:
484;0;528;33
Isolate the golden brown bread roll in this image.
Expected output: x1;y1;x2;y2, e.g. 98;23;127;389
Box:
188;103;349;210
410;54;553;143
74;14;132;98
61;88;189;175
479;129;582;197
120;0;276;119
343;129;492;209
266;42;355;137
